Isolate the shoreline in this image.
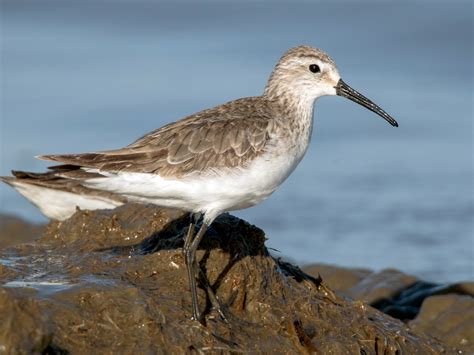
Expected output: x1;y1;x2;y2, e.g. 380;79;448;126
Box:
0;206;472;352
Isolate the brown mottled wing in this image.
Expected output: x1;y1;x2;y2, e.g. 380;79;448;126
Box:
38;98;272;177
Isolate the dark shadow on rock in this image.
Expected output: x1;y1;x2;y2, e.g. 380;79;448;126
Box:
100;212;268;257
42;343;69;355
372;281;474;320
136;213;268;258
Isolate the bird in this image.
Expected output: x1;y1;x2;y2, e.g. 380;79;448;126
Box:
1;45;398;322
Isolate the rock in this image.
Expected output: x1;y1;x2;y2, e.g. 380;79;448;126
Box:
303;265;420;305
410;294;474;353
0;288;52;353
371;281;474;321
303;264;474;352
346;269;419;304
303;264;423;318
441;282;474;297
0;204;455;353
302;263;372;293
0;214;45;249
304;265;420;319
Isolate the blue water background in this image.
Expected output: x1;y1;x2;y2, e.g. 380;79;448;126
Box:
1;1;472;282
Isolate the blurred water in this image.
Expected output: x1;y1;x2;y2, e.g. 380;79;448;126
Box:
1;0;472;282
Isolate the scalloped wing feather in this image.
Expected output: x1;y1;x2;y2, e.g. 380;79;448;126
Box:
38;97;274;178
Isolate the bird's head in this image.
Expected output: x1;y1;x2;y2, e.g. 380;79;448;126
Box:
265;45;398;127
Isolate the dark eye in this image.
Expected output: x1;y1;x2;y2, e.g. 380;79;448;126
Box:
309;64;320;73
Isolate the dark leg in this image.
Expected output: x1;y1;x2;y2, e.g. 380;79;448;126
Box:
197;266;228;322
184;221;208;321
183;213;198;254
189;223;228;322
183;213;226;322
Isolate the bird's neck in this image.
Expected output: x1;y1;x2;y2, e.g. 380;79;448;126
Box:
264;89;315;129
264;91;316;157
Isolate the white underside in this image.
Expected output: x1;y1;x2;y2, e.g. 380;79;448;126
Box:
85;148;306;223
11;182;123;221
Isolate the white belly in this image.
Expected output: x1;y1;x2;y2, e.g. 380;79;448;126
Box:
85;148;305;217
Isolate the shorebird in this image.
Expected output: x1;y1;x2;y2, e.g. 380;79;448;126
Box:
1;46;398;322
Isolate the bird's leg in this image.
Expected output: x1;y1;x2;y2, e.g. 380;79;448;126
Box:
188;223;228;322
183;215;197;254
183;213;226;322
183;214;197;318
196;265;228;322
183;221;208;321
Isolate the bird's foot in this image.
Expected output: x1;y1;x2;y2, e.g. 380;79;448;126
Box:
208;292;229;324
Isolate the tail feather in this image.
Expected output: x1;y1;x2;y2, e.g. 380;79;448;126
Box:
0;175;15;187
12;170;57;180
1;169;126;220
47;164;81;171
36;154;90;165
37;152;120;166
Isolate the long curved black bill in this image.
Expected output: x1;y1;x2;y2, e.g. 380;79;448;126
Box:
336;79;398;127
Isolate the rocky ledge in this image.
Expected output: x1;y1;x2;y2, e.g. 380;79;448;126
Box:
0;204;471;353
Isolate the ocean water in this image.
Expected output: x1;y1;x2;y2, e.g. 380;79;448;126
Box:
1;1;472;282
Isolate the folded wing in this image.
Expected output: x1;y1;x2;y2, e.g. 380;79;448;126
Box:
38;98;271;178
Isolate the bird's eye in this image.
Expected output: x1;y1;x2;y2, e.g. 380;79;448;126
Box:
309;64;320;73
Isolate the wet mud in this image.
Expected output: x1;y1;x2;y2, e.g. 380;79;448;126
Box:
0;204;463;353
